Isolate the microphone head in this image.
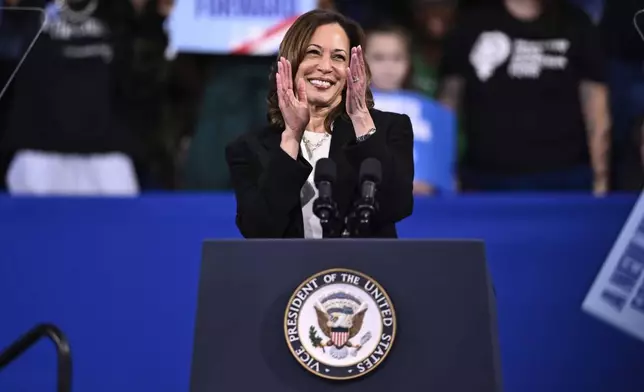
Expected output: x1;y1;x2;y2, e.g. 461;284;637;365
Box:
359;158;382;184
314;158;337;185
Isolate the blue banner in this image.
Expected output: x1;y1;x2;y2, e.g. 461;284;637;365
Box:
583;190;644;342
372;89;457;193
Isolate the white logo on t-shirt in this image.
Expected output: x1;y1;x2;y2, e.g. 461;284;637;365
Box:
508;38;569;78
43;2;113;62
470;31;570;81
469;31;512;82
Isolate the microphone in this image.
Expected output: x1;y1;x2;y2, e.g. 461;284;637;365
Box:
313;158;339;237
359;158;382;205
349;158;382;237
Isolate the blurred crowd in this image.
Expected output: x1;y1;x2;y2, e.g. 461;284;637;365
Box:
0;0;642;196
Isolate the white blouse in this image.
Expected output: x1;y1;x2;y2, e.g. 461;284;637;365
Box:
300;130;332;239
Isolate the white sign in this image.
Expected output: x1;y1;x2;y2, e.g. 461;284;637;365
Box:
165;0;317;56
582;192;644;342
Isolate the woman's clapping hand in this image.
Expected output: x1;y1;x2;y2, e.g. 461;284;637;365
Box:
276;57;309;142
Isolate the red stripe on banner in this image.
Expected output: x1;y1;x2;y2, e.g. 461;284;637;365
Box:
231;15;299;55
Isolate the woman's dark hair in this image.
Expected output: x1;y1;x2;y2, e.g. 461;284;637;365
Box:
266;9;374;133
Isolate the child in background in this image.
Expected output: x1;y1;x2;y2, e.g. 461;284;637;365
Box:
365;25;435;195
365;25;412;92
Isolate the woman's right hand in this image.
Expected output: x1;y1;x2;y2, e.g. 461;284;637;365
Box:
276;57;309;143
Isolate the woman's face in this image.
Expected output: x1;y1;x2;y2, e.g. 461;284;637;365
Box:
294;23;350;109
365;32;409;91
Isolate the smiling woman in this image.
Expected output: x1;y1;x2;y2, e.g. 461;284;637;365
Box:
266;10;375;135
225;9;415;239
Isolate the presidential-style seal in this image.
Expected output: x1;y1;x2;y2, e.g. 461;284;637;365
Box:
284;268;396;380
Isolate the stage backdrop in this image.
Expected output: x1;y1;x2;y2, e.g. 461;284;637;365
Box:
0;194;643;392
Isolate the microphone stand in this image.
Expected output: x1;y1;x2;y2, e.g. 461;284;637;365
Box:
321;218;339;238
334;157;382;238
346;197;378;238
314;183;379;239
313;196;341;238
340;217;352;238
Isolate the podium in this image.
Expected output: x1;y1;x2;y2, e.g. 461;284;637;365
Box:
190;239;502;392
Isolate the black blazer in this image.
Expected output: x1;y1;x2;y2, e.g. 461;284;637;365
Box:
225;108;414;238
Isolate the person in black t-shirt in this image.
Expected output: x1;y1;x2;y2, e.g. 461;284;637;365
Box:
0;0;172;195
437;0;610;193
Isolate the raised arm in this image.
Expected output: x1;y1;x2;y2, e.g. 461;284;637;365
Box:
574;11;611;195
580;81;611;195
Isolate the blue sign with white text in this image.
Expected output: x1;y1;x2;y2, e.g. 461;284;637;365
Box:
583;190;644;342
372;89;456;193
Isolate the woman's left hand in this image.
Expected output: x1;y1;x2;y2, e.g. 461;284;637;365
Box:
346;46;374;135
